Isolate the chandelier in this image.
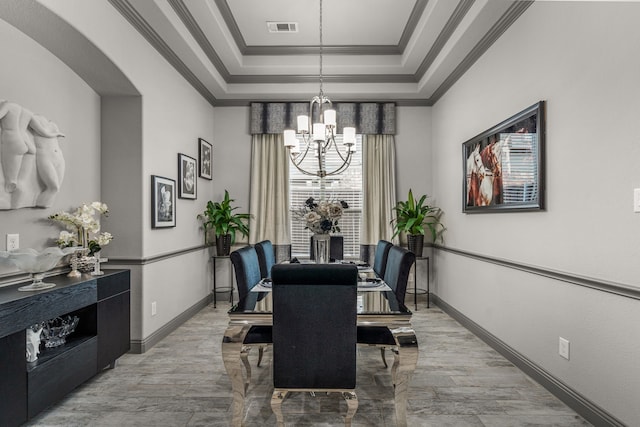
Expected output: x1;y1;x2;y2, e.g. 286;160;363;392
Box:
283;0;356;178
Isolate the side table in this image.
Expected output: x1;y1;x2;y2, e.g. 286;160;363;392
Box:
212;256;234;308
406;256;430;310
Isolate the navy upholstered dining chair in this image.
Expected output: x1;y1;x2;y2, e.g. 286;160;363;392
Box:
375;245;415;367
254;240;275;279
229;245;270;386
383;245;416;305
230;245;262;301
358;244;415;370
270;263;359;427
372;240;393;278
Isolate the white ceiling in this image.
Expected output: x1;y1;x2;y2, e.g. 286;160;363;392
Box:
113;0;534;105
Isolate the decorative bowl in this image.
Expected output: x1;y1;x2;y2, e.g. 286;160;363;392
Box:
41;315;80;348
0;247;79;291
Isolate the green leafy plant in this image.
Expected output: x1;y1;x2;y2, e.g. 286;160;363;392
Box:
391;189;445;242
197;190;250;244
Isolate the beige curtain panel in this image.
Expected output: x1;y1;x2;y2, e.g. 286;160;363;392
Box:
361;134;398;245
249;134;291;245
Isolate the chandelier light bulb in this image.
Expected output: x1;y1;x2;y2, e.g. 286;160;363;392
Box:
297;115;309;133
324;109;336;127
312;123;325;141
343;127;356;145
284;129;297;147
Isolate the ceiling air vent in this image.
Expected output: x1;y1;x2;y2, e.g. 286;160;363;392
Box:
267;22;298;33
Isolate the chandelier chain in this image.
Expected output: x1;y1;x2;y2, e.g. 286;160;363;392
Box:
319;0;323;97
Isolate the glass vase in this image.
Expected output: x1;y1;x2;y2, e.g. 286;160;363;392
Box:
313;233;331;264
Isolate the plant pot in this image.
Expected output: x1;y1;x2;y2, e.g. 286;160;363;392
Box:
216;234;232;256
407;234;424;257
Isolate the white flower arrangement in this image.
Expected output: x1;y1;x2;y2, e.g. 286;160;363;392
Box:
49;201;113;255
293;197;348;234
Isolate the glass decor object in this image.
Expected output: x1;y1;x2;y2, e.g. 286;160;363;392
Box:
41;315;79;348
0;247;79;291
313;234;330;264
91;251;105;276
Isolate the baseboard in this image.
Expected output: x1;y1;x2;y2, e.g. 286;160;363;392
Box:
129;293;213;353
431;294;626;427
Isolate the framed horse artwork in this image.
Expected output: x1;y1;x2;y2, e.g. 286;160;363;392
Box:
462;101;546;213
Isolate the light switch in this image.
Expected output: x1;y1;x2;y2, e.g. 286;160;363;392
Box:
635;188;640;213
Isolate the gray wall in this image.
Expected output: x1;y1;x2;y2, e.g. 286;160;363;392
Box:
0;1;216;345
0;17;101;264
431;2;640;425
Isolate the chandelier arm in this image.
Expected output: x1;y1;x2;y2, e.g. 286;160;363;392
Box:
324;152;353;177
332;143;350;163
289;152;320;176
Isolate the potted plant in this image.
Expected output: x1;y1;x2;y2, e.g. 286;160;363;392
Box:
197;190;250;256
391;189;445;257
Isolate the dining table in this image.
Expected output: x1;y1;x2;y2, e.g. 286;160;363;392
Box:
221;264;419;426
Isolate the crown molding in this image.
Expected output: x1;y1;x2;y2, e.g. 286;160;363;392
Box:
108;0;217;104
429;0;534;104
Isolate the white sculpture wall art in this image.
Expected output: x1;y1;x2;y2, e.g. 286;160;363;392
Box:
0;100;65;210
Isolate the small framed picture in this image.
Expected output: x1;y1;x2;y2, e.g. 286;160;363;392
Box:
151;175;176;228
199;138;212;180
178;153;197;199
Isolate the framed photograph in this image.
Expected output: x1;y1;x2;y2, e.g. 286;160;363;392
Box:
198;138;212;180
463;101;545;213
178;153;197;199
151;175;176;228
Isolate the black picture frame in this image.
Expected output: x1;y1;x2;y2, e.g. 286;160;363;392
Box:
199;138;212;180
462;101;545;213
178;153;197;199
151;175;176;228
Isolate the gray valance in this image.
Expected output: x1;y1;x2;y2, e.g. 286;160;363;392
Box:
250;102;396;135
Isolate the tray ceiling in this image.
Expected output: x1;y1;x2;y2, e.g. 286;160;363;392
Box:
104;0;534;105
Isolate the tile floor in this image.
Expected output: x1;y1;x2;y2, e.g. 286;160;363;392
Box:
27;300;590;426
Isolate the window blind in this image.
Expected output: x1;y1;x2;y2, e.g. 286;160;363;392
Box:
289;135;363;258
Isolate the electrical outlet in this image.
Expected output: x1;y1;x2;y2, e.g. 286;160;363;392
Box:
6;234;19;251
151;301;157;316
634;188;640;213
559;337;570;360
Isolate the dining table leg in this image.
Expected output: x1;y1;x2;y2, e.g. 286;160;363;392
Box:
391;326;419;427
222;324;251;426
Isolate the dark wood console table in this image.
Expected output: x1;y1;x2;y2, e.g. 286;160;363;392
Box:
0;269;130;426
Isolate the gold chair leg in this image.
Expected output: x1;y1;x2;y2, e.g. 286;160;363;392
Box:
343;391;358;427
271;390;289;427
240;346;251;392
380;347;388;368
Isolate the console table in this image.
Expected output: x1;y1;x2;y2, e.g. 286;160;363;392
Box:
0;269;130;426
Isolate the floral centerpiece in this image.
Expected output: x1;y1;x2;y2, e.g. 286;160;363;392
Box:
49;201;113;256
293;197;349;234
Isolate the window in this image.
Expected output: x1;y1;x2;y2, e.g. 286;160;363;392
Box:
289;135;362;259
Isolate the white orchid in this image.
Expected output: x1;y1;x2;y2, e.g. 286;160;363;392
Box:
49;202;113;255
